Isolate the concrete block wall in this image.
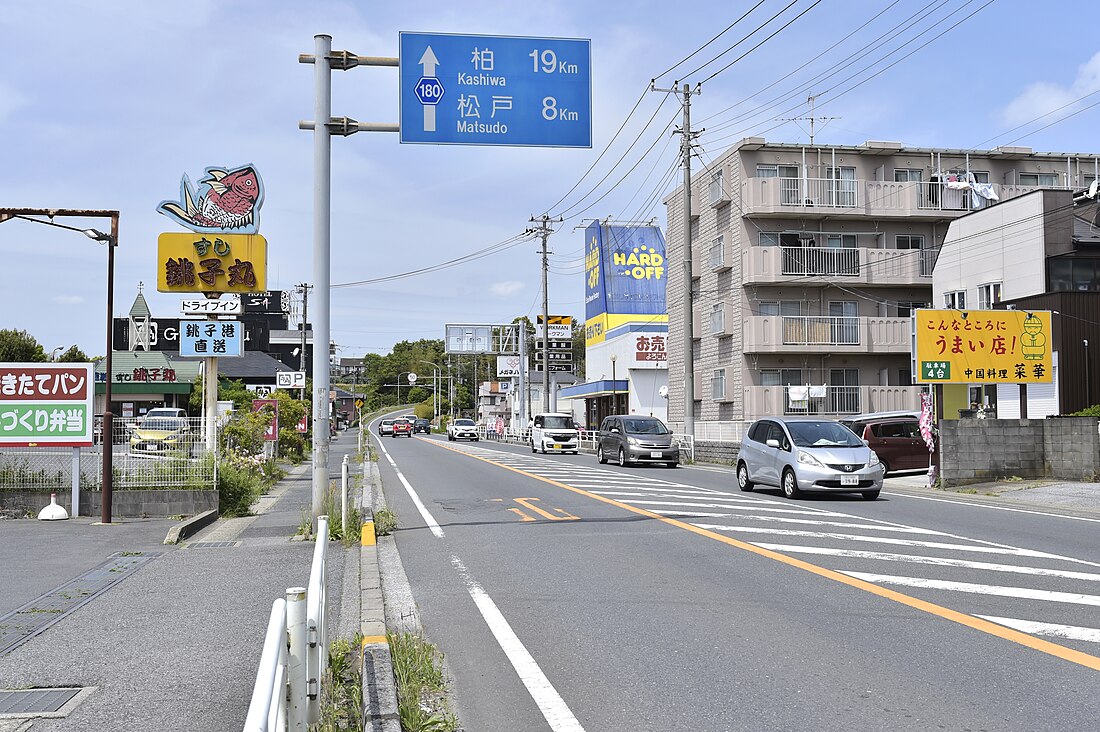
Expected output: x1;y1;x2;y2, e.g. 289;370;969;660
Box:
692;440;739;466
0;489;217;518
940;417;1100;486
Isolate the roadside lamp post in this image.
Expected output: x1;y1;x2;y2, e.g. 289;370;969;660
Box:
0;208;118;524
610;354;618;413
420;360;443;419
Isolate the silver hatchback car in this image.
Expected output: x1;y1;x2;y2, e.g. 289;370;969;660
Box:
737;417;883;500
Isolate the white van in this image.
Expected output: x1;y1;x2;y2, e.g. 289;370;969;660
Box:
529;413;579;454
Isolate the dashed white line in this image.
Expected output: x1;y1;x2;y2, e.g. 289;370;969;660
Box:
842;572;1100;607
976;616;1100;643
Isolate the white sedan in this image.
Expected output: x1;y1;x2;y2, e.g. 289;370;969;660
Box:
379;419;395;436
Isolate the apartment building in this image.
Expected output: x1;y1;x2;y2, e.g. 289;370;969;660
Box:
663;136;1099;430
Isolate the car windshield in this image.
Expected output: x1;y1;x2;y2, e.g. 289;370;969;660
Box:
787;421;864;448
141;418;183;431
623;418;669;435
542;416;573;429
455;419;475;426
382;420;394;425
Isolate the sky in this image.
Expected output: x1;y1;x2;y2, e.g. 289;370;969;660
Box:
3;0;1100;363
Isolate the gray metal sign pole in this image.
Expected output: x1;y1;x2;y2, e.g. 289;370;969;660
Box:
311;33;333;524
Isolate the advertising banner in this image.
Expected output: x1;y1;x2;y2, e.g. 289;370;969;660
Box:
157;233;267;294
179;320;243;357
252;399;278;441
584;222;668;346
0;363;94;447
913;309;1053;384
497;355;522;378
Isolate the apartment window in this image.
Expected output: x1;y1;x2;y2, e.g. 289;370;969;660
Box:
710;303;725;334
894;169;923;183
709;236;725;269
1019;172;1059;187
944;290;966;309
760;300;802;316
826;166;857;206
977;282;1002;309
896;234;924;250
826;234;856;248
830;368;860;413
711;369;726;399
758;164;801;204
897;301;929;318
899;368;913;385
757;164;799;178
708;170;725;204
761;368;802;386
759;232;800;247
1047;258;1100;292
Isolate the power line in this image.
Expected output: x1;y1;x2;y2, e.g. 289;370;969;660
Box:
651;0;771;82
696;0;824;86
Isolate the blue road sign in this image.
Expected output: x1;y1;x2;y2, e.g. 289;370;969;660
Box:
399;31;591;148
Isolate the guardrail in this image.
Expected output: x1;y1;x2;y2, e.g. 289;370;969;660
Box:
244;515;329;731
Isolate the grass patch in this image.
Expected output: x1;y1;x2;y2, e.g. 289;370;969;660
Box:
388;632;457;732
373;508;397;537
312;634;363;732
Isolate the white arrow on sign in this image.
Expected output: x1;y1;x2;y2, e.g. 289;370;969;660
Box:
419;46;439;132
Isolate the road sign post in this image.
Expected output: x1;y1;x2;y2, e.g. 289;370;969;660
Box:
400;32;591;148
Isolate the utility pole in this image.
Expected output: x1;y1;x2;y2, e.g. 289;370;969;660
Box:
529;214;561;413
296;282;312;373
652;80;700;436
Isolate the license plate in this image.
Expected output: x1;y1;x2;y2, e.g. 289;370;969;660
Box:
651;451;662;458
552;444;561;449
840;474;858;486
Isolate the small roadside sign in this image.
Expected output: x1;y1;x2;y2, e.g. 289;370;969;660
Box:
178;320;243;357
181;297;241;315
354;398;365;411
276;371;306;389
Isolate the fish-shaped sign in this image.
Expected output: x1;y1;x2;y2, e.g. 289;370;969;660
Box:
157;164;264;234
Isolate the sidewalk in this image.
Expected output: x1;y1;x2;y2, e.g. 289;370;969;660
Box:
0;434;363;731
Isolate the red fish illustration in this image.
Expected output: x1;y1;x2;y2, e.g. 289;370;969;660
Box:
158;165;263;233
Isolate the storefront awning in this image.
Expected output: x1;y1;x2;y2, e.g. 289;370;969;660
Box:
559;380;628;399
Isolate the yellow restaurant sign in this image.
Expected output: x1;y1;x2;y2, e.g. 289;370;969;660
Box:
914;309;1052;384
157;233;267;294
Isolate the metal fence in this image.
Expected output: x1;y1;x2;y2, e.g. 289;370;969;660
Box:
0;417;215;493
245;515;330;731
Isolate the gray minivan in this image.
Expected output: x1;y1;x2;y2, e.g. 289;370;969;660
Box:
596;415;679;467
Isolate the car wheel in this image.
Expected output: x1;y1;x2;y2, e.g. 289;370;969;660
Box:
782;468;801;499
737;462;755;492
473;437;479;442
531;440;536;453
618;448;628;467
861;489;881;500
879;458;890;478
448;435;454;441
597;445;606;464
666;461;678;468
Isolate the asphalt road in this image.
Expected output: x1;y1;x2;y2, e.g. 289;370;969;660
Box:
375;427;1100;732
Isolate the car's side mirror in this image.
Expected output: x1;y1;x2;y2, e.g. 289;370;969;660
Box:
765;438;780;448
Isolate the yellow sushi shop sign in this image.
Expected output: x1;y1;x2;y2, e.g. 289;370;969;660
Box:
914;309;1052;384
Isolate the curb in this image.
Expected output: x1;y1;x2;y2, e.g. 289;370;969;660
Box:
162;508;218;545
359;439;401;731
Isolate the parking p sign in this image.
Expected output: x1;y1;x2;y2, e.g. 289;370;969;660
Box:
276;371;306;389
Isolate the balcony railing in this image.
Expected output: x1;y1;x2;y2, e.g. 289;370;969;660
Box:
742;385;924;422
781;385;861;414
782;246;859;276
783;316;860;346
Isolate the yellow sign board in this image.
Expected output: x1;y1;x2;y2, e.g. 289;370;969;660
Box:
914;309;1052;383
157;233;267;293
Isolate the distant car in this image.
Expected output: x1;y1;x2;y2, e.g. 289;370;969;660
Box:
402;414;417;423
413;418;431;434
596;415;678;467
447;418;479;442
530;412;579;454
142;407;186;421
392;419;413;438
129;417;194;455
838;412;935;477
737;417;883;500
379;419;395;436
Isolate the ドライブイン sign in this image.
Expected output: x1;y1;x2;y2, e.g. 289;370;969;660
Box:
399;32;591;148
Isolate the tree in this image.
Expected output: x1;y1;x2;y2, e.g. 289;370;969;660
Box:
0;329;46;362
57;345;91;363
571;318;586;379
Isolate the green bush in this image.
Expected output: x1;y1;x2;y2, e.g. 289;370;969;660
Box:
278;427;306;463
217;460;262;517
1069;404;1100;417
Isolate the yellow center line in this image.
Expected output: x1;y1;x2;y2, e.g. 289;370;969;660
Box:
423;438;1100;672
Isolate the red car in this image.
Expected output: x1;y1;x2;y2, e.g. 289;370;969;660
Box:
391;419;413;438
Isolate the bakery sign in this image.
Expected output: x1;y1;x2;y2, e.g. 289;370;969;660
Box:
0;363;94;447
635;334;667;362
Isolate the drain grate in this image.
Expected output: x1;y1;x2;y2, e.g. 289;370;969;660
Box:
0;552;161;657
0;687;85;716
187;541;240;548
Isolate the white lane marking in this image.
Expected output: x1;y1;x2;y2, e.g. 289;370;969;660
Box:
618;499;853;517
886;491;1100;524
374;429;444;538
663;513;949;535
842;572;1100;607
693;524;1099;564
449;554;586;731
976;616;1100;643
753;544;1100;581
651;510;735;518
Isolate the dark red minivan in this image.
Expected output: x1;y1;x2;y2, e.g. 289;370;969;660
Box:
839;412;936;477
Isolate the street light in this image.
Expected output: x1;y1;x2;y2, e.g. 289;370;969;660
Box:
0;208;118;524
420;360;443;419
49;344;76;361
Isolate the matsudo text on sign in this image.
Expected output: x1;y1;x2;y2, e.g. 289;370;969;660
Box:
914;309;1053;383
157;233;267;293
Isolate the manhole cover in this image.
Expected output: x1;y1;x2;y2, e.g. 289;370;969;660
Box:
0;687;91;717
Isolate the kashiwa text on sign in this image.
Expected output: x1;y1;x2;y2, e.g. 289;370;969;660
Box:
913;309;1053;384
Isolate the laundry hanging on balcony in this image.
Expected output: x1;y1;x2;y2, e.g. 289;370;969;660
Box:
788;385;809;408
809;384;827;399
942;172;999;210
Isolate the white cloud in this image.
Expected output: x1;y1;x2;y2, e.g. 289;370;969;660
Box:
1001;52;1100;126
490;281;524;296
